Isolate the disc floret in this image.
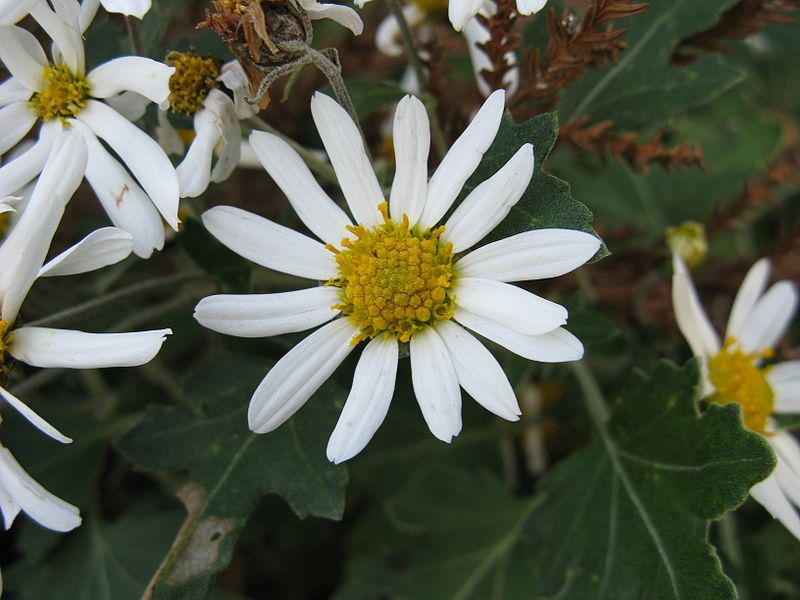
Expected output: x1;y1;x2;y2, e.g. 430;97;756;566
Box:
165;51;221;115
29;65;90;121
328;203;455;344
707;337;775;434
0;319;11;376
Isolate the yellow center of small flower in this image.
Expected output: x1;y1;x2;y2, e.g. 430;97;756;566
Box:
165;51;221;116
328;203;455;344
0;319;12;376
29;65;90;121
411;0;448;17
707;338;775;434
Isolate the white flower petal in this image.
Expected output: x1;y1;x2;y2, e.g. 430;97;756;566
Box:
248;318;358;433
310;92;383;227
455;277;567;336
443;143;533;252
194;287;341;338
0;130;86;323
249;131;352;245
88;57;173;104
751;467;800;541
79;0;100;32
437;319;520;421
176;106;220;198
455;308;584;362
0;102;36;156
38;227;132;277
0;446;81;531
448;0;485;31
202;205;336;280
671;254;720;359
9;326;171;369
410;326;462;442
456;228;600;282
389;95;429;228
0;386;72;443
99;0;151;18
726;258;770;341
156;109;184;156
326;336;398;463
300;0;363;35
419;89;505;228
0;0;41;25
0;77;33;106
463;14;493;97
100;90;149;121
73;121;165;258
0;121;61;199
206;90;241;185
0;27;47;91
30;2;84;74
77;99;180;229
738;281;798;354
769;361;800;414
0;482;22;528
218;61;255;120
515;0;547;15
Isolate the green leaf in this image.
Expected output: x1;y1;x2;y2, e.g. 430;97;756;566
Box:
335;360;774;600
343;79;407;118
560;0;745;129
179;218;251;293
116;352;348;599
5;507;182;600
465;111;607;258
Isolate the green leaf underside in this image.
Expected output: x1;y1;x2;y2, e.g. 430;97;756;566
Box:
116;353;348;599
560;0;745;130
335;360;774;600
463;111;607;259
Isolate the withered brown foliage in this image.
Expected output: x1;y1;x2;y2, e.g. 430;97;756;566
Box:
673;0;800;65
559;117;706;173
475;0;520;93
512;0;648;110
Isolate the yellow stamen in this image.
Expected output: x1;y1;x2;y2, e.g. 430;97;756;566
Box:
165;51;221;116
707;337;775;434
328;202;455;344
0;319;12;376
29;65;90;121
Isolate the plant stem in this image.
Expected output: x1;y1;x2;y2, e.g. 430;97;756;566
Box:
26;271;205;328
247;116;339;186
385;0;448;158
570;359;610;425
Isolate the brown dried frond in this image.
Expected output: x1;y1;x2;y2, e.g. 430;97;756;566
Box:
513;0;649;110
673;0;800;65
475;0;520;93
559;117;706;173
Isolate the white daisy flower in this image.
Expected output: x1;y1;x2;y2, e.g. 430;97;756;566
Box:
0;5;180;258
157;55;253;198
194;90;600;463
0;131;172;445
672;253;800;539
0;0;151;26
375;0;517;97
359;0;546;32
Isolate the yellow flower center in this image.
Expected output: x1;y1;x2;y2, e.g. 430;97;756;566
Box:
0;319;12;376
707;338;775;434
165;51;221;116
411;0;448;17
327;203;455;344
29;65;90;121
0;211;11;238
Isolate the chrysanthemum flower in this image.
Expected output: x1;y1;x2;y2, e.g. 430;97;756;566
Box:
157;56;254;198
358;0;546;32
672;254;800;538
0;4;179;258
0;0;151;26
194;90;599;463
0;132;171;446
376;0;518;96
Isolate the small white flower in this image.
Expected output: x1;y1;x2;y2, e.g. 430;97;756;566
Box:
672;253;800;539
0;0;151;27
194;90;599;463
375;0;518;97
359;0;546;32
0;5;180;258
0;131;172;444
157;56;253;198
